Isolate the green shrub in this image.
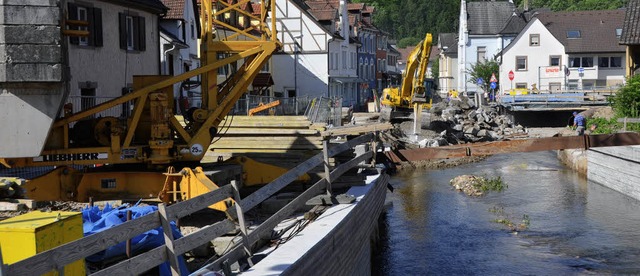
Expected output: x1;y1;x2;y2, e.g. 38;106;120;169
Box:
611;75;640;118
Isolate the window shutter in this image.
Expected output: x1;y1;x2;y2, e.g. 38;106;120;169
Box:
93;8;103;47
87;7;95;46
68;3;79;45
137;16;146;51
119;13;127;50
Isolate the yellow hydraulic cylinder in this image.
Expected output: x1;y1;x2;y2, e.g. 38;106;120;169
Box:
0;211;85;275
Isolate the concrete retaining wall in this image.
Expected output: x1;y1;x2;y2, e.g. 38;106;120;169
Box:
244;173;388;276
557;149;588;176
282;174;387;276
588;146;640;201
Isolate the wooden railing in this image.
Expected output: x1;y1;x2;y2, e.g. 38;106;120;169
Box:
1;133;376;275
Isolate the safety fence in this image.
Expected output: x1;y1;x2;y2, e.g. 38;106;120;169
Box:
1;133;377;276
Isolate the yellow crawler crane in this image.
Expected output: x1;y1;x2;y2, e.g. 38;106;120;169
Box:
380;33;436;122
0;0;298;210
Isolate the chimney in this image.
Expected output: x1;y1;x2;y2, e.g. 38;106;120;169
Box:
340;0;349;41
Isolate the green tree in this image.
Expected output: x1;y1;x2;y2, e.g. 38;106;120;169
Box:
431;58;439;82
398;37;421;48
467;60;499;92
611;75;640;117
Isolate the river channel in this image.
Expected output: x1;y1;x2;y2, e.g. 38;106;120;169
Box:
373;150;640;275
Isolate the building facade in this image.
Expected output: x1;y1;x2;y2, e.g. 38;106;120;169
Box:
500;10;626;93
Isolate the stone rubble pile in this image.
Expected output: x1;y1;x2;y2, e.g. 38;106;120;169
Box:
419;96;526;147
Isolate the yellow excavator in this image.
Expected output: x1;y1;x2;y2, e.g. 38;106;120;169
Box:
0;0;302;210
380;33;436;122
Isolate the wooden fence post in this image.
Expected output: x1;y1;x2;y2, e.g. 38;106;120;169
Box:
323;139;332;196
231;180;254;267
158;203;181;275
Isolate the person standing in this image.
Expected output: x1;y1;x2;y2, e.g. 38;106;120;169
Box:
573;111;586;135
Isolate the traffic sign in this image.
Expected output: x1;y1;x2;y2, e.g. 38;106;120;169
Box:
508;70;514;81
490;82;497;89
477;77;484;85
578;67;584;73
490;73;498;83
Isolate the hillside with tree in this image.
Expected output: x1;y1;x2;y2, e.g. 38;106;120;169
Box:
353;0;627;44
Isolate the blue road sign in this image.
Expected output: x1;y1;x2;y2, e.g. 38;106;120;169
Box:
477;77;484;85
490;82;497;89
578;67;584;73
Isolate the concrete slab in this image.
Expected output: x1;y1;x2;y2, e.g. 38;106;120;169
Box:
241;173;382;275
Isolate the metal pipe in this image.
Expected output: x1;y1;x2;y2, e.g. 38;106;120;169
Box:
126;210;132;258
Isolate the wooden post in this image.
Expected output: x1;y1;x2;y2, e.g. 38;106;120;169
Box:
231;180;253;267
323;139;332;196
126;210;132;258
158;204;181;275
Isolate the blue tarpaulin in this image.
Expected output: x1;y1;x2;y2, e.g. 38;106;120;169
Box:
82;203;190;275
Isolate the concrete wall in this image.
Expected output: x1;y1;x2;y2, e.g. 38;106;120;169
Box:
588;146;640;201
282;174;387;276
0;0;65;157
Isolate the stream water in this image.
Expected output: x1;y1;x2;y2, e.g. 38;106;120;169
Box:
373;151;640;275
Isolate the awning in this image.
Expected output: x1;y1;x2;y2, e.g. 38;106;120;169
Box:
331;77;364;83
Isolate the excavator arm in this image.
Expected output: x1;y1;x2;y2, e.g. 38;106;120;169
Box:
380;33;433;121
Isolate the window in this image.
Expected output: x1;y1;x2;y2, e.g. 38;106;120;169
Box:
567;30;581;38
516;56;527;71
68;3;102;47
599;56;622;68
530;34;540;46
616;28;622;39
549;56;561;66
342;51;347;69
570;57;594;68
119;13;145;51
77;7;88;46
191;20;195;39
477;46;486;63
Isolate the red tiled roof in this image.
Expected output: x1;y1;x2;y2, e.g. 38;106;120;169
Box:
161;0;185;19
309;9;336;21
251;3;261;15
347;3;364;11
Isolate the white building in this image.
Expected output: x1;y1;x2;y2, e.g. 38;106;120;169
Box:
438;33;459;93
457;0;526;93
500;9;626;93
160;0;200;109
270;0;358;106
66;0;167;114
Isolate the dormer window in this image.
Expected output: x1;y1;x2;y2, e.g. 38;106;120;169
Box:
567;30;581;39
616;28;622;39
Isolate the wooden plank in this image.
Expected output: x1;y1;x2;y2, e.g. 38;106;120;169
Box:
212;136;323;142
173;220;236;255
90;246;166;276
322;123;393;137
221;115;310;121
210;143;322;150
247;179;328;245
8;212;161;276
230;133;373;216
158;204;180;275
217;128;320;135
165;185;234;221
218;121;314;128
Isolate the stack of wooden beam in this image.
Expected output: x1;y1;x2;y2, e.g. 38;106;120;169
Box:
204;116;325;168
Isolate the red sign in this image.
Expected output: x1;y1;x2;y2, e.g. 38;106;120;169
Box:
490;73;498;83
508;70;514;81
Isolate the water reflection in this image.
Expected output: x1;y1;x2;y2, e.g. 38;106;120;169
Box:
374;151;640;275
